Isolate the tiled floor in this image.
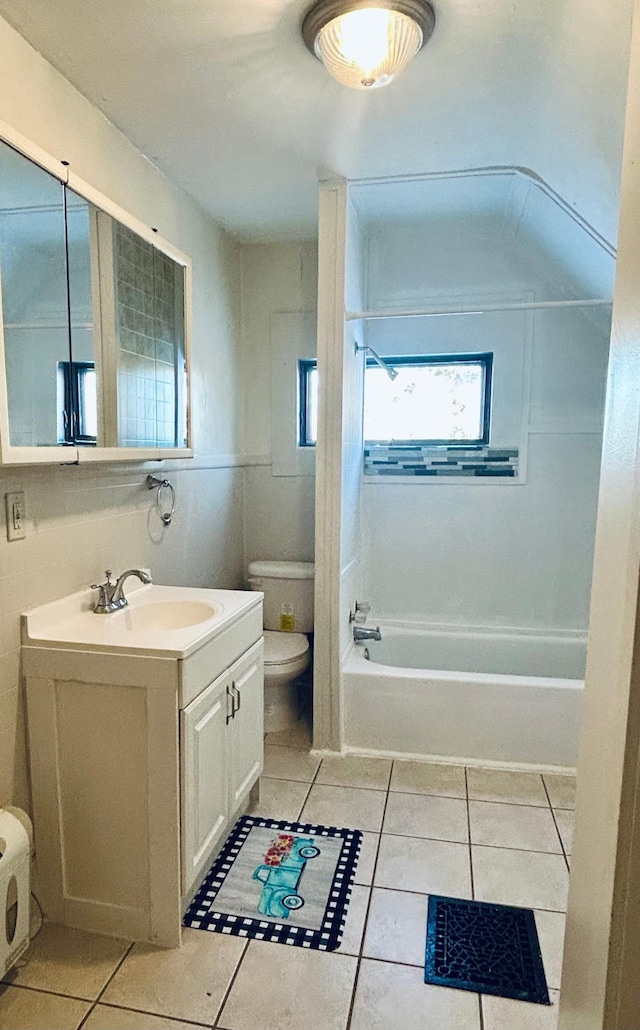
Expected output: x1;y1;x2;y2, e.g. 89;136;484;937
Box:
0;719;575;1030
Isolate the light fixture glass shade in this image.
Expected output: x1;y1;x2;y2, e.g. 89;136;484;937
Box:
314;7;423;89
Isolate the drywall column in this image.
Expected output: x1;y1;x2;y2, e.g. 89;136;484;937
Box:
313;180;364;751
559;1;640;1026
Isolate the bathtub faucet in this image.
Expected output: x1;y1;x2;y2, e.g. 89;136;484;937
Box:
353;625;382;643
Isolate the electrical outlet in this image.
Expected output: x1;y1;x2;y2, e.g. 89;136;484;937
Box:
5;491;26;541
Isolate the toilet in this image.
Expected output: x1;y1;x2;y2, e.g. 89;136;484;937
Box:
247;560;315;732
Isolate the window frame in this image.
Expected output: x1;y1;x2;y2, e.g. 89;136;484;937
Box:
57;360;97;445
298;358;317;448
364;352;493;448
298;352;493;449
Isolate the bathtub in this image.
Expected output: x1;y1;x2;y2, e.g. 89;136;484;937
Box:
343;623;585;769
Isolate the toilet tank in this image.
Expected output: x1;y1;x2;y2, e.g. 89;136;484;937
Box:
247;561;315;633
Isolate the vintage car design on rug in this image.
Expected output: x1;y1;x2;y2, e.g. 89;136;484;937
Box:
252;834;321;918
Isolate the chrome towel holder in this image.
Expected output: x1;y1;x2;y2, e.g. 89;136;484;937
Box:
146;475;176;526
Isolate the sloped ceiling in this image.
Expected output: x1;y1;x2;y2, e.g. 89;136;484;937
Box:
0;0;633;242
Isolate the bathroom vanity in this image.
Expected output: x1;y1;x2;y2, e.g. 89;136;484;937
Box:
21;583;263;948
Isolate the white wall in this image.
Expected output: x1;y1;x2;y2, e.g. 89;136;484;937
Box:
239;240;317;568
0;15;244;812
359;215;611;633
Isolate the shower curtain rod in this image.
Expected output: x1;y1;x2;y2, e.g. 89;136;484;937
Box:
345;298;612;321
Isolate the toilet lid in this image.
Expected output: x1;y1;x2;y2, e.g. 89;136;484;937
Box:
263;631;309;666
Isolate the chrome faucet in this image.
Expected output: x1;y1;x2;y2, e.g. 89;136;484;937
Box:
353;625;382;643
91;569;152;614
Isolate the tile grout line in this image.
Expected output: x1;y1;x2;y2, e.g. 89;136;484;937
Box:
465;772;485;1030
464;767;476;901
212;938;251;1030
81;998;215;1029
344;758;393;1030
360;882;567;914
0;981;106;1006
392;787;553;807
74;940;135;1030
542;775;572;873
294;750;325;821
377;830;564;857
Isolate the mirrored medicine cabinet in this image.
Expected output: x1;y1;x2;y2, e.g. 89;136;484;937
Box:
0;125;192;464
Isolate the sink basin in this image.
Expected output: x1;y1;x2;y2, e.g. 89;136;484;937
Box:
21;582;263;658
112;600;220;632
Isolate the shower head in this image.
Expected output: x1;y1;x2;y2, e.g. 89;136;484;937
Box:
355;343;399;381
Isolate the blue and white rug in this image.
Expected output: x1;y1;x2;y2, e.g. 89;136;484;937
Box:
184;815;362;951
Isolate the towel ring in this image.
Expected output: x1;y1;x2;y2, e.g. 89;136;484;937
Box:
146;475;176;526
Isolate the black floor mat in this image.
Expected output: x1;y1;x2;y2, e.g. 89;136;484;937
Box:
425;895;550;1005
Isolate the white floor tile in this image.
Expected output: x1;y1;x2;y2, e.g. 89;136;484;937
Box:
0;986;89;1030
337;884;370;955
350;959;481;1030
374;834;472;897
218;940;357;1030
467;767;548;806
543;774;576;810
317;755;392;790
262;745;320;782
472;846;569;912
1;923;130;1000
535;910;566;991
390;761;466;798
101;928;245;1024
264;719;312;750
553;809;574;854
383;792;468;842
362;888;430;966
482;988;560;1030
301;784;387;832
83;1006;199;1030
469;801;563;853
245;777;310;822
354;832;380;885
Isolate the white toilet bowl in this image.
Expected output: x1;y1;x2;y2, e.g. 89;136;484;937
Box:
263;630;310;732
247;559;315;733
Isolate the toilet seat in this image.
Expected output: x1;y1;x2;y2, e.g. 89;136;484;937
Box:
263;630;309;667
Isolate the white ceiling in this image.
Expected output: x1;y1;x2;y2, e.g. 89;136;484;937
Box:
0;0;634;242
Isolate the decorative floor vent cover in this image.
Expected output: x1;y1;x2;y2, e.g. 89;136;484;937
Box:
425;895;550;1005
184;816;361;952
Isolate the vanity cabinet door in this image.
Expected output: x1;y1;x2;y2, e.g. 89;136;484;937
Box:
228;639;264;813
180;671;231;895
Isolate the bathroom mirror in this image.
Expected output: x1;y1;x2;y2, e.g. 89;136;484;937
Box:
0;131;191;463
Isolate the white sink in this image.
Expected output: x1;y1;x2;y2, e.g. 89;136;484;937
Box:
22;582;262;658
111;599;221;633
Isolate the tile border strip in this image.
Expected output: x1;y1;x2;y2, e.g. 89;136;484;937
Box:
364;445;519;478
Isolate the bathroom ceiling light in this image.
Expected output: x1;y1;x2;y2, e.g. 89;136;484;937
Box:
302;0;435;91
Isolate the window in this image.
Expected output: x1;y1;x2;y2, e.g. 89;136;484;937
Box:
57;361;97;444
298;352;492;448
298;359;318;447
364;353;492;446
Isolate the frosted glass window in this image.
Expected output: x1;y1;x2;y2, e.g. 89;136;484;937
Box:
364;354;492;445
298;353;492;448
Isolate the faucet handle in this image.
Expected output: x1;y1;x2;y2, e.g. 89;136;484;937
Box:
351;600;371;624
91;570;113;589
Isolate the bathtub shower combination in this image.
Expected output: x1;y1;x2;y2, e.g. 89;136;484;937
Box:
344;623;585;768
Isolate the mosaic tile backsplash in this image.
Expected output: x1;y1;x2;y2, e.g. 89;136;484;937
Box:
364;444;519;478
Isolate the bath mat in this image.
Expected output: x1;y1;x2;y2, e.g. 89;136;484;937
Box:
184;815;362;951
424;895;550;1005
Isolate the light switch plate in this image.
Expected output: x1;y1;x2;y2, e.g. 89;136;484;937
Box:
5;491;26;541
